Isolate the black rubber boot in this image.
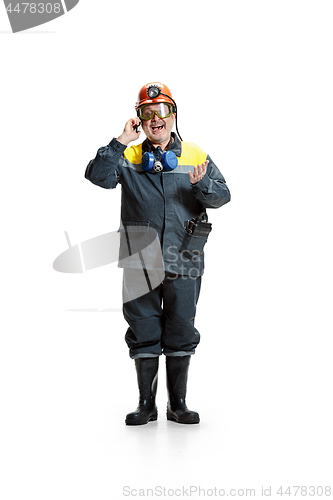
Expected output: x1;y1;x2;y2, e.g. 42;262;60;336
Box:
166;355;200;424
125;357;159;425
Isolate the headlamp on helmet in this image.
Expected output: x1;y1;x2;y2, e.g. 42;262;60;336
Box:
147;85;161;99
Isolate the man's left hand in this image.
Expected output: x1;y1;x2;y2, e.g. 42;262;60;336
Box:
189;160;209;184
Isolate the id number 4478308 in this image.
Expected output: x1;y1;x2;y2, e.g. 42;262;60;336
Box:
276;486;331;496
5;3;62;14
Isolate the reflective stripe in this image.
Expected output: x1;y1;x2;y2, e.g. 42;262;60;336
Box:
172;165;195;174
119;157;142;171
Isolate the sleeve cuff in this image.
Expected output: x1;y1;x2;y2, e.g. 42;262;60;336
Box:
191;172;211;193
109;137;127;152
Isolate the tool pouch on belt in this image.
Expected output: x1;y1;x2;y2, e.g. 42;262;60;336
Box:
179;212;212;261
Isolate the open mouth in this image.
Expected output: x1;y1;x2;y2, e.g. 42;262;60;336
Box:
151;124;164;132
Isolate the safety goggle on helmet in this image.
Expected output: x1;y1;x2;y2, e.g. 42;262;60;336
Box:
135;82;183;141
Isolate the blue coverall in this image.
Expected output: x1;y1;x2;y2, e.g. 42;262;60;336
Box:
85;133;230;358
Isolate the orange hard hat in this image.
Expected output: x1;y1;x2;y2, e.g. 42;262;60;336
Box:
135;82;175;110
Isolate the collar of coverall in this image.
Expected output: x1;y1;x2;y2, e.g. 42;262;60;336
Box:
142;132;182;157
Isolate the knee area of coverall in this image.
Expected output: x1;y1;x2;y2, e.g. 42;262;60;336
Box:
123;273;202;359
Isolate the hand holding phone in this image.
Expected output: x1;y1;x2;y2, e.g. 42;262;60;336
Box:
117;118;141;146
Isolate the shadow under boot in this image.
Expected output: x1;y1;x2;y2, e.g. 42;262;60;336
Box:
166;355;200;424
125;357;159;425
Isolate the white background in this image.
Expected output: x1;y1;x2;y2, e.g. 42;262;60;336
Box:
1;1;332;499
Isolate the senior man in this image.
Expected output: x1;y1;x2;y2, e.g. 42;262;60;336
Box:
85;82;230;425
